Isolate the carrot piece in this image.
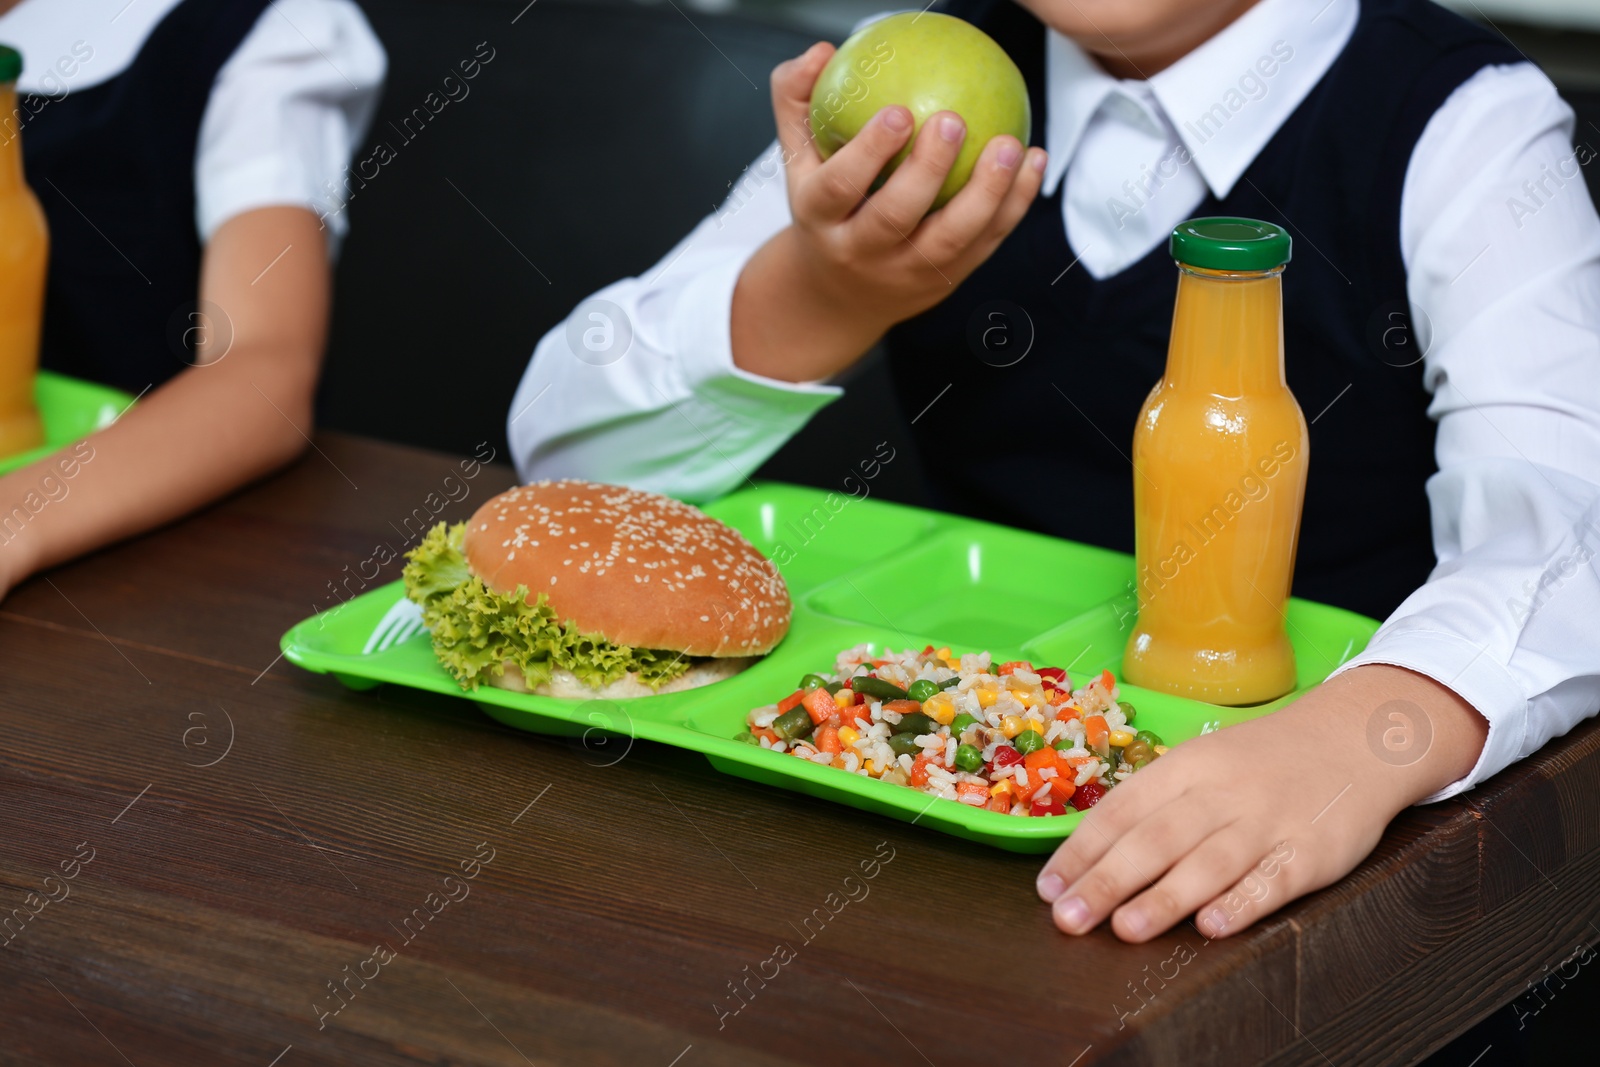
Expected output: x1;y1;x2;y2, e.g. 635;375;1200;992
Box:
752;726;781;744
1023;748;1058;774
1054;703;1082;721
815;724;841;754
777;689;806;714
985;795;1011;814
1050;777;1077;803
801;687;839;725
910;753;935;787
841;702;872;728
956;781;988;805
881;699;922;715
1098;668;1116;692
998;660;1033;676
1085;715;1110;754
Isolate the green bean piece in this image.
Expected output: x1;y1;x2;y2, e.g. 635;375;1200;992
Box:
890;712;938;736
799;673;829;691
772;707;815;741
735;730;758;745
886;733;923;757
852;676;910;702
938;676;962;691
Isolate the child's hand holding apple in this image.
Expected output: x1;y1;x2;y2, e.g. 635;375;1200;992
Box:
732;20;1047;385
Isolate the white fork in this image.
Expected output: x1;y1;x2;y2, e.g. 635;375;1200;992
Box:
361;595;425;655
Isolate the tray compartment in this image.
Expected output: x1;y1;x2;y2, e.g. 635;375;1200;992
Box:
805;525;1132;650
699;484;939;595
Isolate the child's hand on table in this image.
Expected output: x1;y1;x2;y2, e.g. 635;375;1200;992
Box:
1036;664;1490;941
732;43;1048;384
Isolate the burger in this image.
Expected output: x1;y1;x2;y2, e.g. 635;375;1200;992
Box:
402;480;791;697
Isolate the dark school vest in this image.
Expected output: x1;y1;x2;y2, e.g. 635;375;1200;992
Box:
886;0;1521;620
18;0;271;394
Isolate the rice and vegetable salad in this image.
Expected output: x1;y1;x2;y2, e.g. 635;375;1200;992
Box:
737;645;1169;817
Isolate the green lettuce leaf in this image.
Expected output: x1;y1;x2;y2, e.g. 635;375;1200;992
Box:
402;522;692;691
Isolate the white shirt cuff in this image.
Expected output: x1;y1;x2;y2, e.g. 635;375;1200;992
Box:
669;253;842;421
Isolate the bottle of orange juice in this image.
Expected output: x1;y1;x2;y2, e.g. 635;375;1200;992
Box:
1123;218;1308;705
0;44;47;459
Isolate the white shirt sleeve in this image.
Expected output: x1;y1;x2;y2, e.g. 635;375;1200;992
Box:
193;0;386;247
506;141;842;503
1333;63;1600;801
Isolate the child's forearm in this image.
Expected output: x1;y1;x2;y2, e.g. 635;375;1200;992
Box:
0;350;315;586
0;206;329;597
731;227;895;383
1307;663;1490;808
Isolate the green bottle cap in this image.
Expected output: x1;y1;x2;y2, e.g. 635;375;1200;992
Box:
0;45;20;85
1170;217;1292;272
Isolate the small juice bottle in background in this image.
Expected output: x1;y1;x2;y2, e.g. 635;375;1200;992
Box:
1122;218;1308;705
0;44;48;459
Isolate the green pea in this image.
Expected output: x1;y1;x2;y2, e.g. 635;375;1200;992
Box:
887;733;923;757
735;730;758;745
1135;729;1163;747
1118;702;1136;723
1121;740;1154;766
954;744;983;772
906;679;940;703
950;713;978;734
799;673;829;691
1053;738;1076;752
1013;730;1045;756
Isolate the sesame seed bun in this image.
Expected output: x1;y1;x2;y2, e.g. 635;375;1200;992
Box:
461;480;791;658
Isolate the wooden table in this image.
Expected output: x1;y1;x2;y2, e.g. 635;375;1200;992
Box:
2;433;1596;1066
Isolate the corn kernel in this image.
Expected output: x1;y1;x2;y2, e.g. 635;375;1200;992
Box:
838;726;861;746
924;694;956;725
989;779;1015;799
1000;715;1025;738
1154;745;1170;756
863;759;879;775
1014;689;1042;708
1021;718;1046;735
1109;729;1135;747
977;688;1001;708
835;689;856;707
935;647;952;662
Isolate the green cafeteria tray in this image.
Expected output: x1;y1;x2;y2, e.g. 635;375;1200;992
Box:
0;371;133;476
280;484;1380;852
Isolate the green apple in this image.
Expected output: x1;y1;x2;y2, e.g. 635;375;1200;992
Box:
808;12;1031;210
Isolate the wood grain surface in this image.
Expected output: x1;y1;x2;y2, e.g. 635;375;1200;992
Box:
1;433;1595;1066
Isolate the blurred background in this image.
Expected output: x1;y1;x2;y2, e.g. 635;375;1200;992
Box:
314;2;1597;1062
317;0;1600;514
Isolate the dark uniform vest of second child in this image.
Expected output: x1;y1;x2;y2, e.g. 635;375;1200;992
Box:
19;0;272;395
